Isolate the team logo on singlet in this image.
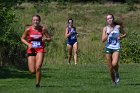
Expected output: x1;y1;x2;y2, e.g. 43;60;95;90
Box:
30;35;42;39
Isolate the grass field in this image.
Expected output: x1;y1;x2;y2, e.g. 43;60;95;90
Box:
1;63;140;93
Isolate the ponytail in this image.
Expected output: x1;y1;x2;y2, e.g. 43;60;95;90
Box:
114;20;124;29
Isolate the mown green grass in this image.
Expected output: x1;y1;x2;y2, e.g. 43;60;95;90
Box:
1;63;140;93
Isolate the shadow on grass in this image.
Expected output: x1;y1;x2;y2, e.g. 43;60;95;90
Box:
127;83;140;86
94;71;108;73
0;68;33;79
41;85;62;88
0;67;50;79
41;84;80;88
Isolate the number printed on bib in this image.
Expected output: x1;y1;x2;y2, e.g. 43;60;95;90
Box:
31;41;42;48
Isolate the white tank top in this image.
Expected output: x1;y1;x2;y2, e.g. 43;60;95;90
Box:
106;25;120;49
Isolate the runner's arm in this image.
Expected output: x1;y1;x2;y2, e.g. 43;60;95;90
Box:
75;27;79;37
21;28;30;46
65;27;71;38
119;25;126;40
102;27;108;42
42;27;51;42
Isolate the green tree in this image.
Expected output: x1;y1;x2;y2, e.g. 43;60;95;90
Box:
0;0;26;68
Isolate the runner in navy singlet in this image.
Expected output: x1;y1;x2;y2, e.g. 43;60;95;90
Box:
65;19;78;65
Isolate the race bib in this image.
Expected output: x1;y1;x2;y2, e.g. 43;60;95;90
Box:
31;41;42;48
108;38;117;45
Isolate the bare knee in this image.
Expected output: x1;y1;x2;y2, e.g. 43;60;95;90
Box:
112;62;118;67
36;66;41;72
109;66;114;72
74;51;77;55
108;63;113;72
68;53;72;57
29;69;35;74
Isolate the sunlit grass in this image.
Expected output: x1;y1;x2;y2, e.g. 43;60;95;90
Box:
1;64;140;93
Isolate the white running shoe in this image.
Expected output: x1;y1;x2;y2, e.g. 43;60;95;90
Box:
115;73;120;83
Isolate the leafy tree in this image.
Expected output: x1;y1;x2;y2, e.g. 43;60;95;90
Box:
0;0;26;68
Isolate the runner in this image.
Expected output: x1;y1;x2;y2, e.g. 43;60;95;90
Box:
21;15;51;87
102;14;126;85
65;19;78;64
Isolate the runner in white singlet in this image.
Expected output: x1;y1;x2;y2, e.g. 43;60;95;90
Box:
102;14;126;85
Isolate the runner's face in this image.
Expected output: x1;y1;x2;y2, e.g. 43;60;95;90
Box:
68;20;73;27
106;15;114;25
32;16;40;27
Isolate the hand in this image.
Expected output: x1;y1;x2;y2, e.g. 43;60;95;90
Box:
106;33;110;36
76;33;79;37
106;30;110;35
42;38;46;42
118;36;122;40
28;43;32;49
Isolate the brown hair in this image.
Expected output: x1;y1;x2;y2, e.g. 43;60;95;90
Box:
67;18;73;23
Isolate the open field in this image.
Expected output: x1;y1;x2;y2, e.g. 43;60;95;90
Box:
1;63;140;93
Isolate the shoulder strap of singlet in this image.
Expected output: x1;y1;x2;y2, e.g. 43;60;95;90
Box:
106;25;119;33
106;26;110;34
113;25;120;32
29;26;43;33
29;26;32;32
114;25;120;30
73;27;76;31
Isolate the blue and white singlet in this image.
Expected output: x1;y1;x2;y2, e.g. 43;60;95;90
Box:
106;25;120;49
